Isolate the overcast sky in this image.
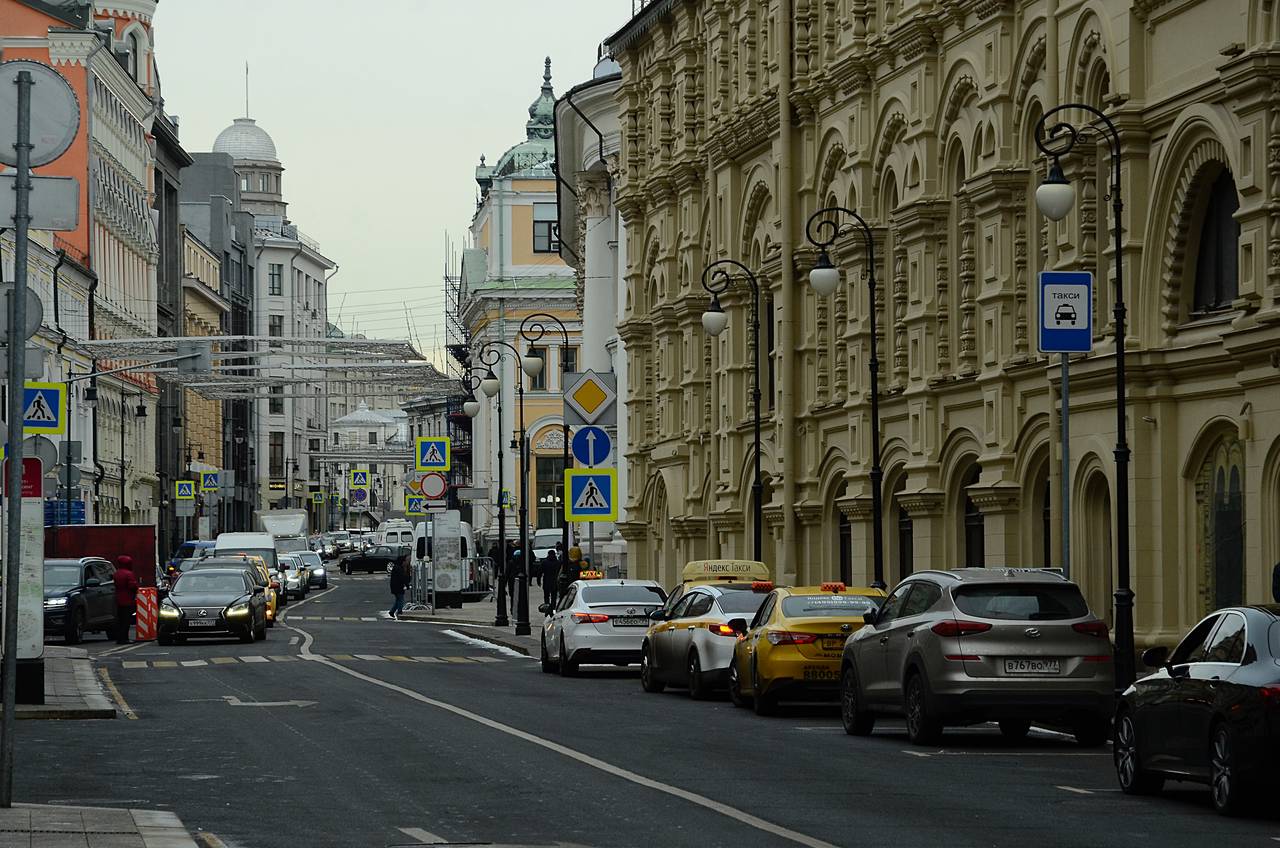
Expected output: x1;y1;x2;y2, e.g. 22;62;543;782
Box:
154;0;631;364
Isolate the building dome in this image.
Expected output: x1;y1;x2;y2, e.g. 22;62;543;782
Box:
213;117;278;163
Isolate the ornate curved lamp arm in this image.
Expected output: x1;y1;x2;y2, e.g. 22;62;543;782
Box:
804;205;875;257
518;312;570;348
1033;103;1121;188
700;258;759;300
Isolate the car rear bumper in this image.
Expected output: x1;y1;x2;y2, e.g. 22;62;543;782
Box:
565;629;646;663
932;688;1113;723
759;654;842;699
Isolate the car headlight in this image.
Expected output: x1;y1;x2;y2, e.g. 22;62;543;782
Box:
225;603;251;618
43;596;68;608
314;567;325;575
159;603;180;619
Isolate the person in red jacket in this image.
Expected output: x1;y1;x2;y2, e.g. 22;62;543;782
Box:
113;555;139;644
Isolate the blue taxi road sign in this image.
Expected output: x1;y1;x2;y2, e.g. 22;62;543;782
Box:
565;468;617;522
175;481;195;501
416;437;451;471
571;426;611;467
22;381;66;435
1039;271;1093;353
200;472;219;492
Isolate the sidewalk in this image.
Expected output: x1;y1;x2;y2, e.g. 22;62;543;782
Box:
0;805;199;847
3;648;116;721
400;593;544;656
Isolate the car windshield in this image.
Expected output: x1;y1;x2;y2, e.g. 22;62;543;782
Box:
175;573;246;595
177;558;203;572
331;533;349;542
276;538;308;553
44;563;83;591
953;584;1089;621
782;595;881;617
582;585;666;604
298;552;321;566
533;531;560;548
715;589;769;614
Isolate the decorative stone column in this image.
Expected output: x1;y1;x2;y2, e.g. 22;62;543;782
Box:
794;502;825;585
838;494;875;587
967;483;1022;567
896;488;945;573
764;504;788;582
710;509;744;560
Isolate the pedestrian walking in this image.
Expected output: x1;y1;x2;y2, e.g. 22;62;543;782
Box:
506;541;518;615
388;556;410;620
542;546;561;610
486;541;502;601
112;555;139;644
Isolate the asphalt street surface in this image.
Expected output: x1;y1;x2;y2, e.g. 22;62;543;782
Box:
17;575;1280;847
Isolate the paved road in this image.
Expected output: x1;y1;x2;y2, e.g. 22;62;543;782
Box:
20;575;1280;847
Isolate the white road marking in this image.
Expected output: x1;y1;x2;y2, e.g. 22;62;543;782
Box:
121;661;147;669
181;660;208;667
1056;785;1093;795
398;827;446;844
239;655;270;663
902;750;932;758
98;641;149;657
354;654;386;661
286;621;838;848
289;636;299;646
441;629;530;659
222;695;316;708
361;617;376;621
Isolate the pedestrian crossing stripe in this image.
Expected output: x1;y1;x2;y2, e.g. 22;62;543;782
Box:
565;468;617;521
415;436;451;471
21;381;66;435
350;470;369;487
174;481;196;500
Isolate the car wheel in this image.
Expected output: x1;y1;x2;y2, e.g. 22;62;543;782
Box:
687;651;710;700
1210;723;1252;816
1073;715;1109;748
904;672;942;745
558;636;577;677
65;609;84;645
840;665;875;736
728;661;750;709
321;580;328;590
751;659;776;716
540;636;556;674
999;720;1030;741
1114;711;1163;796
640;643;665;693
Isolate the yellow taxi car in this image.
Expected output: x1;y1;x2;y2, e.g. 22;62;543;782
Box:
728;582;886;715
657;560;772;613
231;554;281;626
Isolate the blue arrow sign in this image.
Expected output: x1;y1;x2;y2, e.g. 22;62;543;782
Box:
571;426;612;467
1039;271;1093;353
565;468;616;522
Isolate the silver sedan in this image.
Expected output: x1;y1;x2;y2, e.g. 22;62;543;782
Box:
541;579;667;676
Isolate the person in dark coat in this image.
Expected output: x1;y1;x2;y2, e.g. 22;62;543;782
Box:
487;542;502;599
541;546;561;609
388;556;411;620
113;555;139;644
505;541;519;615
1272;561;1280;604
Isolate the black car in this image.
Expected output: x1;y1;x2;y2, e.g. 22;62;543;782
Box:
158;567;268;645
44;558;117;644
1114;605;1280;815
340;544;402;575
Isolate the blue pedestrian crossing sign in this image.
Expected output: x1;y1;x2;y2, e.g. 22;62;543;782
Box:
1039;271;1093;353
175;480;196;501
565;468;617;522
416;437;450;472
22;381;66;435
350;469;369;488
200;472;219;492
312;491;325;504
571;426;612;467
406;496;426;516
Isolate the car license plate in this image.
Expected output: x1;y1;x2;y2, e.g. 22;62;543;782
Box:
802;667;838;682
186;619;218;628
1004;658;1060;675
611;616;649;627
821;638;845;650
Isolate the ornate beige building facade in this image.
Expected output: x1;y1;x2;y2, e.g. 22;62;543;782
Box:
606;0;1280;644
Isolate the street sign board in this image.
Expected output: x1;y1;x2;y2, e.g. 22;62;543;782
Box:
312;491;324;504
200;471;219;492
0;173;78;230
350;488;367;504
405;496;426;516
175;480;196;501
455;486;489;502
43;499;85;525
2;457;42;499
1039;271;1093;353
21;381;66;435
563;370;617;426
350;469;369;488
571;425;612;467
421;472;447;501
415;436;451;472
0;284;43;344
565;468;617;522
176;499;195;518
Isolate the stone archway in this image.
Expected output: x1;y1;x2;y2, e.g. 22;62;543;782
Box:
1193;433;1246;611
1079;468;1114;624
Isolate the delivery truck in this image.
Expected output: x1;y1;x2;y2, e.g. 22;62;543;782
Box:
258;509;310;554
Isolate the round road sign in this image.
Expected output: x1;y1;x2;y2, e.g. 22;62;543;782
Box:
0;60;81;168
421;472;447;500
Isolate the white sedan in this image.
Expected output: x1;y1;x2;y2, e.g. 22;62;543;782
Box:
541;579;667;676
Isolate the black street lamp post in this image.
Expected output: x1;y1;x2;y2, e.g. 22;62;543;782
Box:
519;313;571;584
120;393;148;523
805;207;886;589
479;341;524;632
700;259;763;562
1034;104;1135;691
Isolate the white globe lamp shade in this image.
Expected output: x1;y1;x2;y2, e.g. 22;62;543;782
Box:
809;253;841;297
702;305;729;337
462;400;481;418
479;370;500;398
521;354;545;379
1035;160;1075;222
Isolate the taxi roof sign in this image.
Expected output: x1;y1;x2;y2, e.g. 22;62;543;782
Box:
679;560;770;585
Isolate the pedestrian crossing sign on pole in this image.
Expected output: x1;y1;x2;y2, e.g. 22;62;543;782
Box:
175;480;195;501
350;469;369;488
565;468;617;522
312;491;324;505
406;496;426;516
21;381;66;435
200;471;219;492
415;437;450;472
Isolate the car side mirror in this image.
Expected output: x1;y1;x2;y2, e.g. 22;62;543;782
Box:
728;618;747;635
538;603;551;614
862;608;880;625
84;577;101;588
649;609;666;621
1141;646;1169;669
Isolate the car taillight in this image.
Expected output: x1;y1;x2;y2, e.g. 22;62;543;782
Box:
1072;621;1110;638
1260;685;1280;707
931;620;992;637
707;623;738;637
766;630;819;646
571;612;609;624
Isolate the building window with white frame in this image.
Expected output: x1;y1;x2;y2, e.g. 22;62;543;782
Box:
533;203;559;254
268;263;283;296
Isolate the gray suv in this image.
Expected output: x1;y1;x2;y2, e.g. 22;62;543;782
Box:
839;568;1114;746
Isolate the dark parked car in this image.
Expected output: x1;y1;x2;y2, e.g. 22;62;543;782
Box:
158;567;268;645
1114;605;1280;815
43;558;116;644
340;544;402;575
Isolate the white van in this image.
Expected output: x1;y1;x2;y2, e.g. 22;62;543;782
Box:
375;519;415;547
214;532;279;570
412;517;478;608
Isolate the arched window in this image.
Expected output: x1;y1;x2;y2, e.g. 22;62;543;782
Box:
893;476;913;582
1192;170;1240;313
127;32;142;82
962;465;984;568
